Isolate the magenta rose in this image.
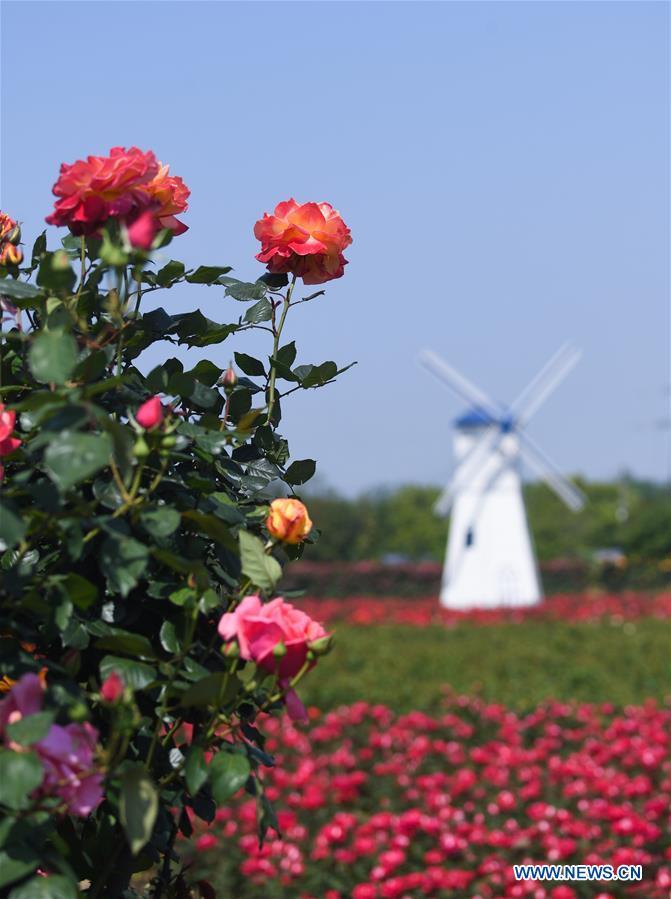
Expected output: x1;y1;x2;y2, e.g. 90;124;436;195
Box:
217;595;329;680
0;673;103;817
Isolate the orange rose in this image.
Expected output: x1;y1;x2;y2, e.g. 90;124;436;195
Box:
46;146;189;237
266;497;313;544
254;199;352;285
143;162;190;235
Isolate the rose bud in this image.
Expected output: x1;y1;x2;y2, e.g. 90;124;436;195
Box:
100;671;125;704
136;395;164;430
266;497;312;544
307;634;333;656
0;243;23;266
221;363;237;394
127;210;160;251
272;642;287;659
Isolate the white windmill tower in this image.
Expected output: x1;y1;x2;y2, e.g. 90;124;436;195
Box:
419;344;586;610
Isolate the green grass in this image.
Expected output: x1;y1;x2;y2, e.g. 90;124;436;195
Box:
301;619;671;712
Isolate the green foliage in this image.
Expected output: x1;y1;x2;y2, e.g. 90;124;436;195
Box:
0;213;352;896
301;619;671;713
302;480;671;582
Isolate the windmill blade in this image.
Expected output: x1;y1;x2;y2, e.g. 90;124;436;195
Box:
419;350;501;418
510;343;581;427
434;425;502;517
519;432;586;511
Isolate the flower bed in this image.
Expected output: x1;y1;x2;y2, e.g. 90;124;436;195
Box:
295;592;671;628
184;697;670;898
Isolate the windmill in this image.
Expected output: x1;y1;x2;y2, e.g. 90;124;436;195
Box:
419;344;586;610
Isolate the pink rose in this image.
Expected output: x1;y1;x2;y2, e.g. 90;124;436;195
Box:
0;673;103;817
0;403;21;457
218;595;329;679
136;395;164;429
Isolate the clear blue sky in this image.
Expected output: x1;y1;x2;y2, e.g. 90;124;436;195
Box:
1;1;668;495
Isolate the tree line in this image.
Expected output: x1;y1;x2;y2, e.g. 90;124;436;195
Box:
302;478;671;574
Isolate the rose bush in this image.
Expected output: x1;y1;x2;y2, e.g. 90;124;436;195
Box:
0;145;353;897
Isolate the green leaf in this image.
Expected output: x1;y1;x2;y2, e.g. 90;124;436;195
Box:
120;765;158;855
31;231;47;265
60;573;97;609
244;298;273;324
188;359;223;386
276;341;297;368
234;352;266;377
0;500;26;550
45;432;112;491
184;746;208;795
5;712;54;747
159;620;179;654
0;749;43;809
182;510;236;550
100;533;149;597
222;279;267;302
0;855;36;892
28;331;77;385
100;656;156;690
156;260;185;287
0;278;41;300
8;875;78;899
210;752;250;803
36;251;76;294
284;459;316;486
239;530;282;592
179;672;237;708
95;631;157;660
185;265;232;284
301;361;338;388
258;272;289;289
140;506;181;539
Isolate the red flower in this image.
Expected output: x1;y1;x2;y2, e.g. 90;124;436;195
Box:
254;199;352;285
100;672;124;704
46;146;189;237
136;396;164;430
195;834;218;852
0;403;21;457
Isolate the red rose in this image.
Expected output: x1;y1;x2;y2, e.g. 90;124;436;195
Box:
46;146;189;237
217;595;329;679
254;199;352;285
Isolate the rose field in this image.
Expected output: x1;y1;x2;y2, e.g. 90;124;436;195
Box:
177;592;671;898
